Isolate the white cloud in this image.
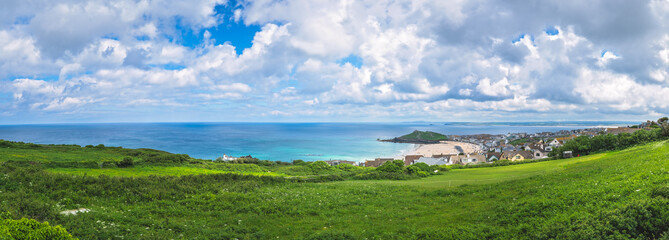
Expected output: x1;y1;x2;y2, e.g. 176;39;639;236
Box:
476;78;511;97
2;0;669;122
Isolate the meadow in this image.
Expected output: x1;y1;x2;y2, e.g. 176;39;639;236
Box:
1;140;668;239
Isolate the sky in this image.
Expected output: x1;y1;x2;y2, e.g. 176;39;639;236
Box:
1;0;669;124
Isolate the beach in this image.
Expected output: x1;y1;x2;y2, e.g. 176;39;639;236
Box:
407;141;483;157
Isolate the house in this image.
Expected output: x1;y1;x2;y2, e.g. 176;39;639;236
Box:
531;150;547;159
525;144;549;159
325;160;357;166
501;151;534;161
404;155;423;166
548;139;562;147
544;146;554;152
414;156;450;166
364;158;394;167
216;154;237;161
432;154;457;159
486;152;503;162
452;154;487;165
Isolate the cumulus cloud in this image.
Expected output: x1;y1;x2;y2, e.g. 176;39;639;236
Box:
1;0;669;123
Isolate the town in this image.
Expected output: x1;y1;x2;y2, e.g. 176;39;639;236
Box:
357;120;657;168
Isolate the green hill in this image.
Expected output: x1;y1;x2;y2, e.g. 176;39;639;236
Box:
381;130;448;143
1;140;669;239
401;130;448;141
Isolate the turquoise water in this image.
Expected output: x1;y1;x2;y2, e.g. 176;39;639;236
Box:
0;122;633;161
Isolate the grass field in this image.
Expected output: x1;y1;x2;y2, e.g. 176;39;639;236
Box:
341;153;606;189
46;166;285;177
2;140;669;239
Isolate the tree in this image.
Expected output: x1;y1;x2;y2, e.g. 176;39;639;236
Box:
658;117;669;137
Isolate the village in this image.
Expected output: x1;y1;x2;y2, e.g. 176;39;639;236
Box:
215;121;658;168
334;121;655;168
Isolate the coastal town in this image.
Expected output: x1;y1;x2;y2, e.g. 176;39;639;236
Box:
356;120;657;168
215;120;661;168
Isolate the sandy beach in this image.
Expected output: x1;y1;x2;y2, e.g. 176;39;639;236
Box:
406;141;482;157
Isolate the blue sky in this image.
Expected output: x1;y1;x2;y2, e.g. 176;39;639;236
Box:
1;0;669;124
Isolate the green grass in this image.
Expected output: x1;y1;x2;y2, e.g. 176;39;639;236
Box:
2;141;669;239
46;166;285;177
340;153;606;189
0;145;126;163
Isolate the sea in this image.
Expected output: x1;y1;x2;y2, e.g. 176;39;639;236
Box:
0;121;636;162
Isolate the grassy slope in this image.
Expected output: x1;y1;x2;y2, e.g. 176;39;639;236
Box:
1;141;668;239
341;153;606;189
0;145;126;163
46;166;285;177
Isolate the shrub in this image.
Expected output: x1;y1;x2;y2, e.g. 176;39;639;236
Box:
412;162;431;172
118;157;134;168
406;165;421;175
377;160;404;173
430;164;451;172
309;161;332;173
292;159;306;165
0;218;76;240
335;163;354;171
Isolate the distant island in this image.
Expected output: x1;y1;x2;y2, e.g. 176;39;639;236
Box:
379;130;448;144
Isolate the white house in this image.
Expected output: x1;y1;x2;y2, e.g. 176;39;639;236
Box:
414;157;451;165
548;139;562;147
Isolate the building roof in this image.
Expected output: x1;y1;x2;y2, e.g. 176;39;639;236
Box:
486;152;502;160
404;155;423;166
415;157;449;165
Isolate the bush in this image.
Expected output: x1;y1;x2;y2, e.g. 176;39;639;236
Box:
376;160;404;173
0;218;76;240
292;159;306;165
309;161;332;174
335;163;354;171
551;128;666;158
406;165;421;175
118;157;134;168
412;162;431;172
430;164;451;172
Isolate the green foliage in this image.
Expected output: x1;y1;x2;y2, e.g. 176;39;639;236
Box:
334;163;354;170
429;164;451;172
376;160;404;173
309;160;331;170
405;165;421;174
118;157;134;168
400;130;447;141
0;218;76;240
292;159;306;165
551;128;666;158
412;162;431;172
659;117;669;137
